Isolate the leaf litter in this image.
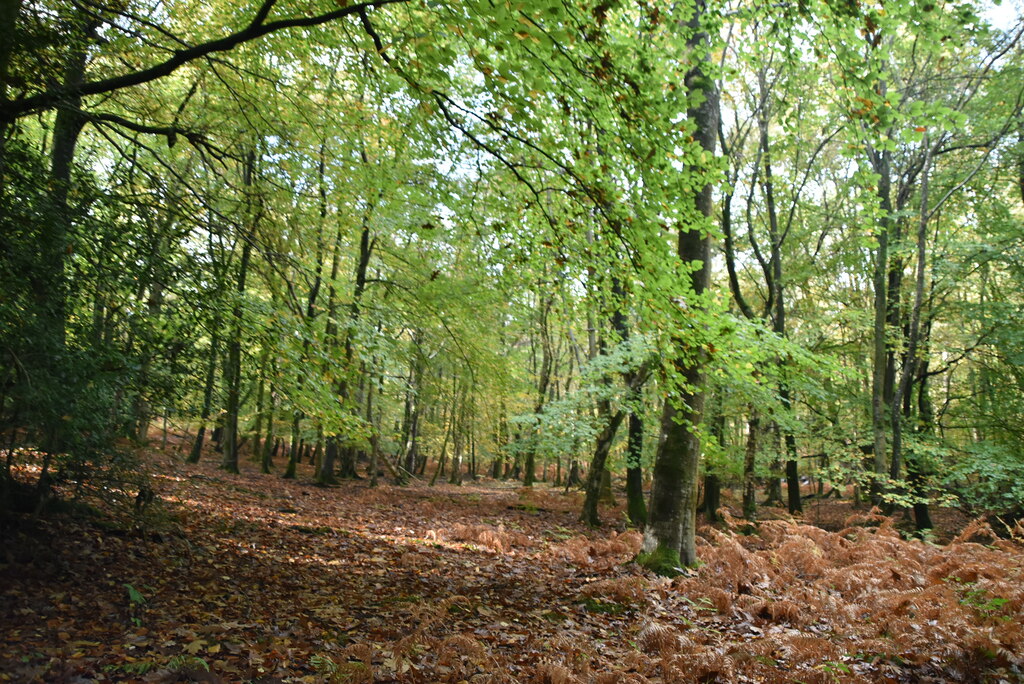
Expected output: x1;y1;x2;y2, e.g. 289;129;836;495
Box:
1;448;1023;683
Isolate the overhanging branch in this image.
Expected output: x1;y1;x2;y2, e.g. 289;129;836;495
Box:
1;0;409;121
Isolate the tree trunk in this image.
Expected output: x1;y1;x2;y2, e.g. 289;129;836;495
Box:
890;142;932;482
892;140;934;530
756;72;801;516
785;452;801;513
0;0;25;187
366;369;384;488
625;411;646;527
260;379;275;473
189;318;221;463
283;412;300;479
703;473;721;523
251;347;269;459
134;279;164;443
321;210;374;484
401;350;422;475
638;1;718;572
449;393;466;485
33;14;97;469
743;411;759;519
525;295;554;487
764;433;785;507
430;405;453;487
869;113;894;505
564;460;582;491
599;469;615;504
221;150;257;475
581;407;627;526
339;445;358;479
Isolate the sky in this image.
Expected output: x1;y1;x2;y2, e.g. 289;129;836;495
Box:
982;0;1023;30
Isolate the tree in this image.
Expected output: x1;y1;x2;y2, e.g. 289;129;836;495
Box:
638;0;721;572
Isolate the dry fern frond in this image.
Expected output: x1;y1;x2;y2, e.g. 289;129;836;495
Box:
548;634;595;666
696;534;756;593
552;531;641;569
617;651;659;679
927;558;999;584
551;536;600;568
703;586;733;614
323;643;374;684
532;662;582;684
442;634;486;658
781;635;842;664
329;660;374;684
842;507;889;529
665;647;734;683
636;622;683;655
775;536;829;579
774;599;806;623
701;525;735;546
447;523;530;552
582;576;650;605
953;518;1000;545
733;593;763;615
434;634;490;678
437;594;474;614
593;672;651;684
717;506;746;531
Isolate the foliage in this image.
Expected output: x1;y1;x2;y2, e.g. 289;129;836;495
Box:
943;442;1024;517
1;0;1024;571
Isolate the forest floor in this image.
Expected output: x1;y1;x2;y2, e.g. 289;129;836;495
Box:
2;440;1023;684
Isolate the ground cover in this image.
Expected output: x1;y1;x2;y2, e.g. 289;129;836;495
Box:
2;446;1023;683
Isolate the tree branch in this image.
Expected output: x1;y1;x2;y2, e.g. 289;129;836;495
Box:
0;0;408;121
84;110;229;160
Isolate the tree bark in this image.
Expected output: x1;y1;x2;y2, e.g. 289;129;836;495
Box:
581;406;627;526
890;139;934;530
742;411;759;519
869;88;894;506
756;68;801;515
639;0;719;572
34;14;96;466
703;473;721;523
524;295;553;487
625;410;647;527
190;334;221;464
260;377;276;473
401;350;422;475
221;150;258;474
320;203;375;484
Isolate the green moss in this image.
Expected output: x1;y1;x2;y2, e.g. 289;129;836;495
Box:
635;544;684;577
289;524;333;535
580;597;627;615
540;609;569;623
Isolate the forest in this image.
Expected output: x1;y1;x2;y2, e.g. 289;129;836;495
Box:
1;0;1024;681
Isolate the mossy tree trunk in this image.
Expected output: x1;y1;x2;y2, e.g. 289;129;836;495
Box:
638;0;718;574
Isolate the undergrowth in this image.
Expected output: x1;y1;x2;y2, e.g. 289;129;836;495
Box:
322;512;1024;682
5;448;1023;683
